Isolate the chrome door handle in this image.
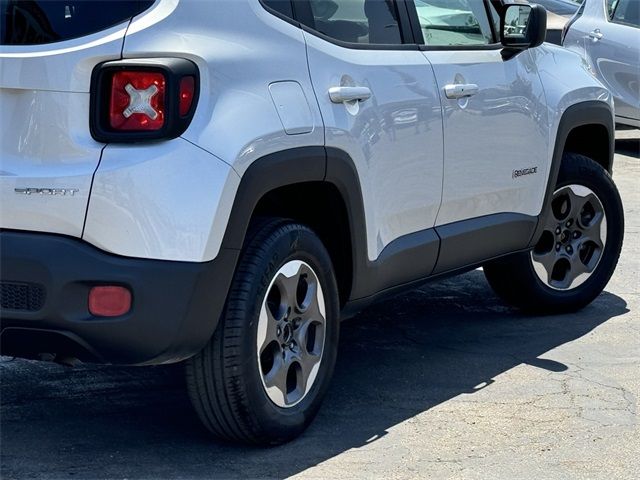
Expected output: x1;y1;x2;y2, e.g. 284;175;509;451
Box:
329;86;372;103
444;83;479;100
589;29;604;41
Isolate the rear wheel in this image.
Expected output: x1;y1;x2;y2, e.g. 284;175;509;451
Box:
186;218;339;445
484;153;624;313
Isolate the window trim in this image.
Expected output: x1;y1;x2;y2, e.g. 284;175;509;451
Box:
259;0;301;29
608;0;640;29
405;0;504;51
261;0;421;50
259;0;510;51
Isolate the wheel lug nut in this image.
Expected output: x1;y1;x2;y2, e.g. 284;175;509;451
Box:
276;326;281;336
555;227;562;235
556;243;561;252
573;231;581;239
566;220;573;227
566;245;573;254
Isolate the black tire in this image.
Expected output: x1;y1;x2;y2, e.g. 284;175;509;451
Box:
186;218;340;445
484;153;624;314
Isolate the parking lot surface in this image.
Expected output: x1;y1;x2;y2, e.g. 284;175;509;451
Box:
1;130;638;480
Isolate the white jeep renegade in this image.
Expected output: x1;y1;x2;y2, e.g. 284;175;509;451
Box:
0;0;624;445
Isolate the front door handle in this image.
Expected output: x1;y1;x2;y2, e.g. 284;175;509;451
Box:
329;86;372;103
589;29;604;41
444;83;479;100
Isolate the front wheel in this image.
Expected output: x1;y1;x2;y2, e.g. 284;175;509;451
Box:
484;153;624;314
186;218;340;445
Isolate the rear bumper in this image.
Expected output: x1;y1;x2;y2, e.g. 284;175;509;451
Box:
0;231;237;365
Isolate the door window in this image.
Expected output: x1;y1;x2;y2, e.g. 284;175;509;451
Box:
610;0;639;27
302;0;403;45
412;0;495;46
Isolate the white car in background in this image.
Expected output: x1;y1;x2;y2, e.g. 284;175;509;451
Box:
563;0;640;127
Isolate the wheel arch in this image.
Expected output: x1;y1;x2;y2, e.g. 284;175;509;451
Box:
220;147;368;308
530;100;614;246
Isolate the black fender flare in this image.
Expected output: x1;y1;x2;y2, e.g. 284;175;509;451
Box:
219;146;369;302
219;146;439;305
529;100;614;246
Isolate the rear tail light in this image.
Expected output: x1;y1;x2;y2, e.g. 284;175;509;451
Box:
91;58;199;142
110;71;166;131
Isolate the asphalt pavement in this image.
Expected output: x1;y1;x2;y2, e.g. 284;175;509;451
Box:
1;130;638;480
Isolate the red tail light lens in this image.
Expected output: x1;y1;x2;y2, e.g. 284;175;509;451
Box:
179;76;195;116
91;58;199;142
88;286;132;317
109;71;166;131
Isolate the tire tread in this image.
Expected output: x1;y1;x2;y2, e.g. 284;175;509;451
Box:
186;217;306;444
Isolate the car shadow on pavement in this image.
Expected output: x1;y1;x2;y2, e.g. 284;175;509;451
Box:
615;133;640;158
0;270;629;480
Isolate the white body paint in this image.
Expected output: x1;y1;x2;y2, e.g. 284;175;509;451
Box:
1;0;612;264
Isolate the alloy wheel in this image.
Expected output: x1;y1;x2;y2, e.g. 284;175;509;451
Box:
531;184;607;291
257;260;326;408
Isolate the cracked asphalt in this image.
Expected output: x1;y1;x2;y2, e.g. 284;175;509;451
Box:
1;130;638;480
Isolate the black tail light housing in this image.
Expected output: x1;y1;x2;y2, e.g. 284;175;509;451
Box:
90;58;199;143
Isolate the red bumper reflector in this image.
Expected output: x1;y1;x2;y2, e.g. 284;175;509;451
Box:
179;76;195;116
88;286;132;317
109;71;166;131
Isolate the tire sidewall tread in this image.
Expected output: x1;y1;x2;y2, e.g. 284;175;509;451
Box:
187;218;340;445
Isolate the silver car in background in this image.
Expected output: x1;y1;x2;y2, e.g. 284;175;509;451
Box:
563;0;640;127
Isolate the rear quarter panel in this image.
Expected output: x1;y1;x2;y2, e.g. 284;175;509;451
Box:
84;0;323;261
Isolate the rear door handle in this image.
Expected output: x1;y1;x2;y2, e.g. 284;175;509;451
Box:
329;86;372;103
589;29;604;41
444;83;479;100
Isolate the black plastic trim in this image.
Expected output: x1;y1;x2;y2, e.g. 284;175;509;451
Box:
500;3;547;50
90;57;200;143
220;147;327;251
0;231;237;365
299;24;420;50
221;147;540;314
529;100;614;247
259;0;301;29
323;148;439;299
434;213;537;275
418;43;503;52
339;212;537;318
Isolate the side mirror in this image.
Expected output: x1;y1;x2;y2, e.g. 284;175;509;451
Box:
501;4;547;50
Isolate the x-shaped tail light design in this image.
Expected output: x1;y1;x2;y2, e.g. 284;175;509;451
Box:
123;83;160;120
96;61;196;139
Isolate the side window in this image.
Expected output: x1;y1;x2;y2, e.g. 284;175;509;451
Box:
263;0;294;19
302;0;403;45
412;0;495;46
611;0;639;27
0;1;155;46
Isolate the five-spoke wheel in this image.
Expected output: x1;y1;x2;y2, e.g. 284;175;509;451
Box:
484;153;624;313
258;260;326;408
531;184;607;290
186;219;339;445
